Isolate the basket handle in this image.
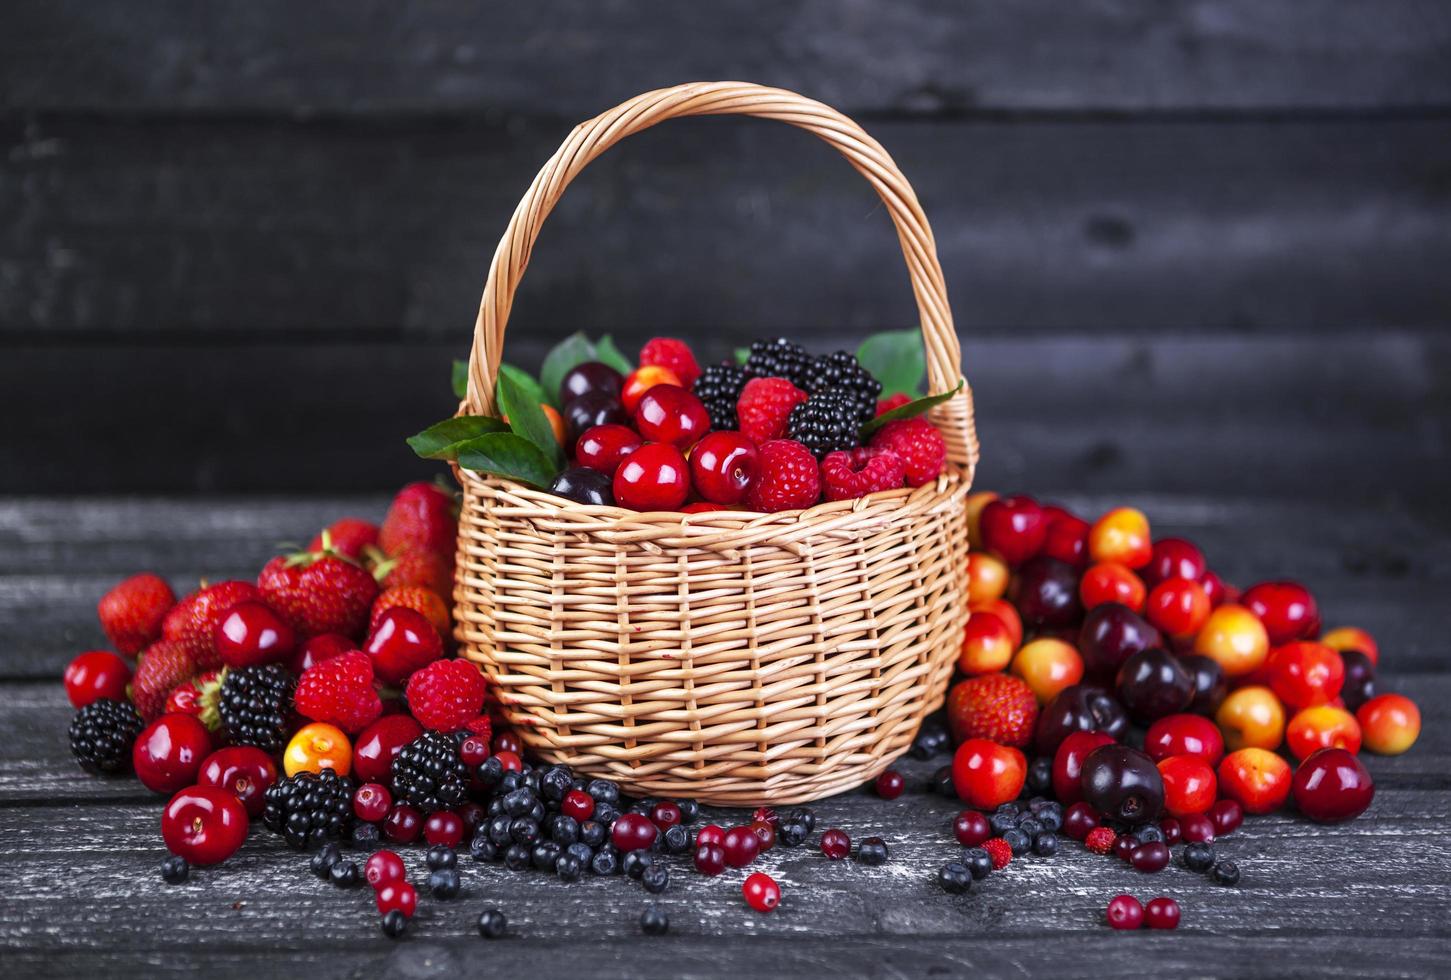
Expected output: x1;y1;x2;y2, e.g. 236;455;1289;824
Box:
463;81;978;470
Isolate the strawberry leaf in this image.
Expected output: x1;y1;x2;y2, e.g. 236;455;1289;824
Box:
539;332;597;407
857;328;925;398
451;359;469;399
859;380;964;438
457;433;559;489
407;415;507;460
594;334;634;375
497;369;564;468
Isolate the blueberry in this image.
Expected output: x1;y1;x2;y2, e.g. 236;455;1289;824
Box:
330;861;362;888
786;807;817;833
470;835;500;863
350;822;381;849
932;765;957;798
1017;816;1044;837
1136;824;1165;845
623;850;653;880
590;846;620;875
1026;756;1053;795
477;908;507;939
856;836;889;866
503;788;535;817
778;820;808;847
579;819;606;848
962;847;993;880
641;863;669;894
1211;860;1241;886
426;844;457;870
938;861;972;894
531;841;562;871
662;823;691;854
488;814;513;846
676;799;700;824
551;815;580;846
1036;808;1064;833
429;867;461;899
381;909;408;938
555;853;583;882
587;778;620;804
1183;842;1215;873
160;855;189;884
510;818;540;846
640;904;669;936
310;843;341;878
504;843;531;871
1003;828;1031;856
1032;832;1059;857
566;841;594;866
990;812;1017;835
541;766;573;802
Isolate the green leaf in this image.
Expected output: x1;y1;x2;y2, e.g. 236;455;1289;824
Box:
859;380;964;438
498;362;547;411
406;415;507;460
857;329;925;398
539;332;597;407
457;433;559;489
497;369;564;468
734;347;750;366
451;359;469;400
594;335;634;375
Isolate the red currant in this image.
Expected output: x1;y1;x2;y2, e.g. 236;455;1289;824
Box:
1144;896;1181;930
375;881;418;918
423;810;465;847
1178;812;1215;843
694;842;726;875
1242;581;1320;646
214;600;296;670
198;746;277;818
979;495;1047;566
634;385;710;451
1106;894;1144;930
160;785;248;866
1144;537;1207;587
689;431;760;504
695;824;725;848
742;871;781;913
611;812;658;852
365;849;406;889
63;650;132;708
562;789;595;822
820;828;851;860
874;769;906;800
1131;841;1171;872
353;782;393;822
382;804;422;843
650;800;683;830
134;714;213;795
721;825;760;867
575;424;643;476
1063;801;1099;840
352;715;424;783
494;750;523;773
613;443;691;511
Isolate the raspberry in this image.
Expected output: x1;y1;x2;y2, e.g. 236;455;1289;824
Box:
982;837;1012;870
406;659;487;731
876;393;912;416
294;650;383;734
461;714;493;742
819;448;906;502
869;417;947;487
736;377;807;444
1085;826;1118;855
744;440;821;513
640;337;701;388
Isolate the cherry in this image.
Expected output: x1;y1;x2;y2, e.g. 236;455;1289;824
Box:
1079;604;1162;680
820;828;851;860
559;361;625;405
214;600;296;669
689;431;760;504
1242;581;1320;646
198;746;277;818
650;800;683;830
1286;705;1362;759
365;849;406;889
1080;744;1165;824
875;769;906;800
353;782;393;822
1115;648;1194;723
611;812;659;852
161;785;248;866
1159;817;1182;844
375;881;418;919
952;738;1027;809
1051;730;1116;805
353;715;424;783
423;810;465;847
563;391;630;446
364;607;443;685
1358;693;1421;755
1041;512;1090;567
1062;801;1099;840
1181;653;1229;715
613;443;690;511
561;789;595;822
1265;641;1344;710
634;385;710;451
550;466;615;506
1292;747;1374;822
1145;714;1224;765
1144;537;1207;587
574;424;642;476
1208;798;1243;836
383;804;423;843
1106;894;1144;930
1034;684;1128;756
695;824;725;848
1338;650;1377;711
289;633;354;675
953;810;991;846
1201;570;1234;607
742;871;781;913
1144;897;1181;930
1158;756;1217;817
621;365;683;413
1088;508;1152;568
1079;563;1147;613
721;825;760;867
1113;834;1141;862
1217;747;1292;814
978;495;1047;566
458;734;490;767
1145;580;1211;639
134;714;213;795
63;651;132;708
1010;555;1082;629
694;842;726;875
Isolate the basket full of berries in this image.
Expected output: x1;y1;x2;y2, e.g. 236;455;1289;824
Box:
414;82;980;805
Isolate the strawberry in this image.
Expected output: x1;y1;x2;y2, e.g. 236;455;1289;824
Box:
294;650;383;734
376;548;453;599
405;659;487;731
370;586;450;635
307;518;380;561
131;640;197;721
162;580;261;671
258;542;378;641
945;674;1038;749
164;668;225;733
379;482;457;558
98;573;176;657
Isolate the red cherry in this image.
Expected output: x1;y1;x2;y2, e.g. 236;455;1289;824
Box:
649;800;683;830
694;842;726;875
689;431;761;504
613;444;690;511
742;871;781;913
1144;714;1225;765
214;600;296;669
634;384;710;451
721;825;761;867
1200;570;1233;607
289;632;354;675
198;746;277;817
133;714;213;795
1145;579;1212;639
423;810;464;847
1265;641;1344;709
610;812;658;852
365;849;406;888
1041;513;1090;567
575;424;643;476
1158;755;1218;817
352;714;424;782
353;782;393;822
695;824;725;848
1242;581;1320;646
364;607;443;685
1292;747;1374;822
1144;537;1207;587
1052;730;1116;805
1144;897;1181;930
382;803;422;843
63;650;132;708
561;789;595;821
953;738;1028;809
160;784;248;865
953;810;991;846
375;881;418;918
978;495;1047;566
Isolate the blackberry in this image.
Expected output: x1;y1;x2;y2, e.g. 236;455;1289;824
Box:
802;351;881;423
786;390;861;459
692;362;748;432
68;699;143;774
744;337;813;387
390;730;469;813
262;768;355;849
218;664;295;754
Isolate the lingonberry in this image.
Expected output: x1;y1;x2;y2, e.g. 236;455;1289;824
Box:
750;820;777;852
1158;817;1181;844
695;824;725;848
1145;579;1212;640
621;365;683;413
1242;581;1320;646
954;810;992;847
613;443;690;511
134;713;213;795
1158;756;1218;818
689;431;760;504
1106;894;1144;930
575;424;643;476
634;385;710;451
1052;730;1116;806
351;782;392;823
64;650;132;708
611;812;658;852
383;803;423;843
820;828;851;860
365;849;405;888
875;769;906;800
1088;508;1152;568
952;738;1027;810
694;842;726;875
649;800;682;830
1080;744;1165;824
561;789;595;822
979;495;1047;566
198;746;277;818
549;467;614;506
1357;693;1421;755
1179;813;1215;844
1143;537;1207;588
214;600;296;670
1079;563;1147;613
375;881;418;919
1218;747;1292;814
160;785;248;866
1208;798;1243;836
1292;747;1374;822
1144;897;1181;930
352;715;424;783
560;361;625;404
1115;648;1194;723
742;871;781;913
1145;714;1225;765
1130;841;1171;873
722;825;761;867
1063;801;1099;841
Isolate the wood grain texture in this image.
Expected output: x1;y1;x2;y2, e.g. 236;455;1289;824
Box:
4;0;1450;115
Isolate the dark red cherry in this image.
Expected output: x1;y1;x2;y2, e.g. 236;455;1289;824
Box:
1010;555;1082;629
1338;649;1377;711
610;813;658;852
979;495;1047;566
1181;653;1229;714
574;424;642;476
550;466;615;506
721;825;760;867
1143;537;1207;587
1115;648;1195;723
1079;603;1162;679
1292;747;1374;822
559;361;625;405
1035;684;1128;756
563;391;629;447
1080;744;1165;824
1040;513;1090;568
214;600;296;670
1242;580;1320;646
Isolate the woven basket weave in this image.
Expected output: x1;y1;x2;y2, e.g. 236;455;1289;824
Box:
453;81;980;805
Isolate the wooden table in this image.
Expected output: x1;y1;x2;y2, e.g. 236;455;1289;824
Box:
3;494;1447;978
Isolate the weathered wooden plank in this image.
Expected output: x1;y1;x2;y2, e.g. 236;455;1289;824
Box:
4;0;1450;115
4;117;1450;337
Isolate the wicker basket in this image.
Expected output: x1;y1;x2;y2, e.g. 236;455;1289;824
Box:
452;81;980;805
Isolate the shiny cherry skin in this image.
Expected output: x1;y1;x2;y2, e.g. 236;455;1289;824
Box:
1181;653;1229;715
634;385;710;451
1144;897;1181;930
1115;648;1194;723
1286;705;1362;759
492;730;522;755
549;466;615;506
1080;744;1165;824
613;444;690;511
574;424;642;476
493;750;522;773
1143;537;1207;587
364;607;443;686
953;810;992;847
1010;555;1082;629
1218;747;1292;814
1088;508;1152;568
375;881;418;918
1106;894;1144;930
695;824;725;848
1179;812;1215;843
383;803;423;843
611;812;659;852
1157;755;1218;817
1079;563;1147;612
694;842;726;875
1201;570;1235;607
874;770;906;800
1145;714;1224;765
352;782;393;822
1041;512;1090;567
289;633;354;675
1338;650;1377;711
1063;801;1099;840
721;825;761;867
161;785;248;866
959;613;1016;675
952;738;1027;809
134;713;213;795
198;746;277;818
352;714;424;783
1216;686;1286;752
1193;604;1270;678
1357;693;1421;755
742;871;781;913
978;495;1047;566
559;361;625;405
1131;841;1172;873
1265;641;1344;710
63;650;132;708
365;849;406;888
1242;581;1320;646
974;598;1024;649
563;391;630;447
689;432;760;504
1052;730;1116;805
1035;684;1129;756
214;600;296;669
1079;603;1162;680
820;828;851;860
1145;580;1212;639
621;365;684;413
1292;747;1374;822
966;552;1010;604
561;789;595;821
1011;638;1084;704
1321;625;1380;666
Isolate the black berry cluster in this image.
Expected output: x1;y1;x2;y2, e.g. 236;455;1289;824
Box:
219;664;296;754
68;698;144;774
743;337;814;387
802;350;882;424
262;768;356;849
391;730;471;813
691;361;748;432
786;390;862;459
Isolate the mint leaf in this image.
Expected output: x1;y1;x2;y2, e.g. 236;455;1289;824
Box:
407;415;508;460
451;359;469;400
497;369;564;468
539;332;597;407
498;362;547;411
457;433;559;489
594;335;634;375
857;329;925;398
859;381;964;438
